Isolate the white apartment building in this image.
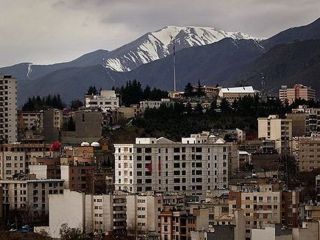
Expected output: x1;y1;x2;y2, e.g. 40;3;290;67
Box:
0;75;17;143
258;115;292;154
114;132;230;197
46;190;127;238
85;90;119;111
0;178;64;217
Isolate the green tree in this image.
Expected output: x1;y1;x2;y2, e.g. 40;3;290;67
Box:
70;99;83;110
60;223;87;240
86;86;97;95
220;98;231;113
196;80;205;97
184;82;194;97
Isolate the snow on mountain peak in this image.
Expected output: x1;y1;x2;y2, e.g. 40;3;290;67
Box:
104;26;257;72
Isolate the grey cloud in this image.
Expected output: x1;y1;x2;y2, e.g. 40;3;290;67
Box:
0;0;320;66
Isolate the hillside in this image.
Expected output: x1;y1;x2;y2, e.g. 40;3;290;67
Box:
237;39;320;95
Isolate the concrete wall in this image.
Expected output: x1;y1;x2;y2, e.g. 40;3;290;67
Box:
48;190;85;238
251;227;275;240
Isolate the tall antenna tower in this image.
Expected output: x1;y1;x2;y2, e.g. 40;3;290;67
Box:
173;38;176;92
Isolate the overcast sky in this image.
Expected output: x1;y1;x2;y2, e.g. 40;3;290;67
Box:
1;0;320;67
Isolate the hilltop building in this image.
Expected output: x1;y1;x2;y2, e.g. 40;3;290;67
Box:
85;90;119;112
218;86;259;103
279;84;316;105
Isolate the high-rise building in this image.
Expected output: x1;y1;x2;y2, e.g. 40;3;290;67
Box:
0;75;17;143
279;84;316;105
114;132;230;196
258;115;292;154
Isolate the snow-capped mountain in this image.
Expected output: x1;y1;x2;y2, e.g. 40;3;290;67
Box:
104;26;257;72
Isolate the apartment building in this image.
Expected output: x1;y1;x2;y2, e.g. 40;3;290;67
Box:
0;143;52;179
126;193;162;237
258;115;292;154
46;190;127;238
295;137;320;172
114;132;230;196
160;206;196;240
18;111;43;131
0;178;64;218
279;84;316;105
0;75;17;143
43;108;63;143
60;163;96;192
292;221;320;240
229;184;281;238
281;191;300;228
85;90;119;111
288;106;320;137
29;157;61;179
118;104;141;119
218;86;259;103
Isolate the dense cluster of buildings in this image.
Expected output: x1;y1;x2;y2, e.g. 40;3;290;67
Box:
1;74;320;239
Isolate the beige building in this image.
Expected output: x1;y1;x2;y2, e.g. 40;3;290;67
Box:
218;86;259;103
61;110;103;144
18;111;43;131
286;112;307;137
295;137;320;172
279;84;316;105
114;132;230;197
0;143;52;180
258;115;292;154
0;178;64;218
0;75;17;143
229;184;282;239
118;104;141;119
289;106;320;136
292;221;320;240
43;108;63;143
304;204;320;221
85;90;119;112
126;193;162;237
139;98;171;112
